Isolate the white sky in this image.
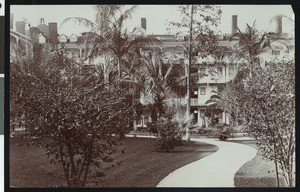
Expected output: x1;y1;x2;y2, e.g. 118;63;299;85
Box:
11;5;294;36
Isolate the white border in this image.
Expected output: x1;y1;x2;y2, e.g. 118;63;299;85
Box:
0;136;3;191
0;0;4;16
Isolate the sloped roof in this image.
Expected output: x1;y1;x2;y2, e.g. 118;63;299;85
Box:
69;33;79;38
59;34;68;38
37;23;49;37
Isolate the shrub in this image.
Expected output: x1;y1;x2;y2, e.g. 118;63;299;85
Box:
146;122;159;137
154;118;182;152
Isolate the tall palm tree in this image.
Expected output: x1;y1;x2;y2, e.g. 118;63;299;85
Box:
62;5;161;81
140;49;185;123
230;21;288;71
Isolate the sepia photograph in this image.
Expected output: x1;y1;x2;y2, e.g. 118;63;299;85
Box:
9;4;295;188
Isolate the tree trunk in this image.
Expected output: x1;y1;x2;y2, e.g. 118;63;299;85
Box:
272;133;280;187
185;126;190;142
133;72;137;132
185;5;194;142
117;57;121;79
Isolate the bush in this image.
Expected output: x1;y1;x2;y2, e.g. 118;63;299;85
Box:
215;123;229;129
146;122;159;137
154;118;182;152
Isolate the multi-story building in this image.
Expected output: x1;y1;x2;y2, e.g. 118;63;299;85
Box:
10;14;294;129
138;15;294;128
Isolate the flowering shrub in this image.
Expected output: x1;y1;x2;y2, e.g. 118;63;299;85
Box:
154;118;182;152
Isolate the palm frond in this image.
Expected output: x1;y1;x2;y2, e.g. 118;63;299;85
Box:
121;5;138;21
61;17;96;28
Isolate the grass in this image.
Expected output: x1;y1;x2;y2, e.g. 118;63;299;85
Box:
231;140;285;187
10;136;218;188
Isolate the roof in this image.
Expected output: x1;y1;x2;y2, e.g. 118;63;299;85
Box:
59;34;68;38
69;33;79;38
37;23;49;37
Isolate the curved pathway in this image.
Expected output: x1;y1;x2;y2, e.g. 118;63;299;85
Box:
157;138;257;187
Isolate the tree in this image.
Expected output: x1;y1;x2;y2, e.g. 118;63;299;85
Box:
62;5;161;132
62;5;161;80
223;23;295;187
167;5;222;141
232;61;295;187
10;45;134;187
140;48;185;125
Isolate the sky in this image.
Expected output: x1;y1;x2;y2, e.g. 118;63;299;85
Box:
10;5;294;37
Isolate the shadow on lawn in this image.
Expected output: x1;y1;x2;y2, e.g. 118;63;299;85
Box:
10;137;218;187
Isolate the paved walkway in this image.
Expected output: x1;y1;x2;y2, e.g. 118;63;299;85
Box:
157;138;257;187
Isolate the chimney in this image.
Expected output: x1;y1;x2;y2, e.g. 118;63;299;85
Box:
275;15;282;34
15;21;25;35
141;18;146;31
10;13;14;30
40;18;45;24
29;27;39;43
232;15;238;35
48;22;58;44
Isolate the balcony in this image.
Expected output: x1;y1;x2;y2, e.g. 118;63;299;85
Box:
191;98;206;107
165;98;186;105
166;98;211;107
197;76;231;84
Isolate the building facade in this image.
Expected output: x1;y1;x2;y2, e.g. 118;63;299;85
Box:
10;15;294;129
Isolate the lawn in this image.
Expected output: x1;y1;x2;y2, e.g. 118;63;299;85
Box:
232;140;286;187
10;136;218;188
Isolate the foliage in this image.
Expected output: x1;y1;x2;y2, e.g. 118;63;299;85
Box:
219;21;295;186
10;45;134;187
172;111;195;131
140;49;185;123
227;60;295;187
62;5;161;80
62;5;162;132
154;117;182;152
166;5;224;142
229;21;288;69
167;5;222;36
167;5;222;58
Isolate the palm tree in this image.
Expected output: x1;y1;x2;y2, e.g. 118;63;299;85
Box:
140;48;185;126
62;5;161;81
229;21;288;71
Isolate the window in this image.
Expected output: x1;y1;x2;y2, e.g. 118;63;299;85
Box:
200;110;205;117
284;50;289;54
272;50;280;56
200;87;206;95
70;37;77;43
200;67;205;76
218;113;222;119
217;67;222;76
229;67;234;76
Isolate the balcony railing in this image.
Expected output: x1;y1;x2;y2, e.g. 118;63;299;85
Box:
191;98;206;106
166;98;208;107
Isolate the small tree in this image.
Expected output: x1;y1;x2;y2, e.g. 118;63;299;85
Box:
167;5;222;141
222;22;295;187
10;47;134;187
229;60;295;187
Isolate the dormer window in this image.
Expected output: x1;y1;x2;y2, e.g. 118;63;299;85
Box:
272;50;280;56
